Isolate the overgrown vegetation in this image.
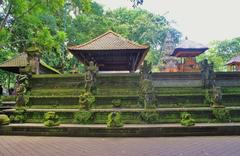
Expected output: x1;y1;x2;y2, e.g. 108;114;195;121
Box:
74;110;93;124
212;108;231;122
107;112;123;127
112;99;121;108
198;39;240;71
0;114;10;125
140;110;159;123
79;91;95;110
204;89;214;106
43;112;60;127
180;112;195;126
9;108;27;123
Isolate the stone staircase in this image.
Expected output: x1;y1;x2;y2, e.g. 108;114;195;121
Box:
0;96;15;111
1;72;240;136
2;72;240;125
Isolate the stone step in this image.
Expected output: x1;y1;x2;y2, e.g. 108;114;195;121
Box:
2;123;240;137
2;101;15;106
0;106;13;110
4;106;240;113
27;103;208;109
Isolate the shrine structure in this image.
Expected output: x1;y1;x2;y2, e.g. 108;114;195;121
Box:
171;37;208;72
226;55;240;71
68;31;149;72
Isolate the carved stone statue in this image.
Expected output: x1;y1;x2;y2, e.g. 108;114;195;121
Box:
139;61;155;108
79;91;95;110
16;74;30;90
209;62;216;88
85;70;94;92
142;79;156;108
84;61;98;93
16;83;26;107
212;86;222;107
140;60;152;81
15;74;30;107
200;59;216;88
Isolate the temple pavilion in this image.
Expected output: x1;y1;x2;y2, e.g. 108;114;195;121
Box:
171;37;208;72
68;31;149;72
226;55;240;71
0;53;60;74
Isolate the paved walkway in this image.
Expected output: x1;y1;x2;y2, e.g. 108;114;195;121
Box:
0;136;240;156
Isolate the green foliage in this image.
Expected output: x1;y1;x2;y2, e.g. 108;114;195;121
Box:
0;29;10;45
67;7;181;69
79;91;95;110
198;42;226;71
0;114;10;125
180;112;195;126
0;0;181;75
112;99;121;108
107;112;123;127
10;108;27;123
198;39;240;71
212;108;231;122
43;112;60;127
140;110;159;123
74;110;93;124
204;89;214;106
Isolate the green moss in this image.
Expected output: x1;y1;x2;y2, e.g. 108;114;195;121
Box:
43;112;60;127
74;110;93;124
79;92;95;110
180;112;195;126
40;60;62;74
222;87;240;93
1;96;16;101
30;89;83;96
0;114;10;125
212;108;231;122
155;87;205;95
107;112;123;127
112;99;121;108
32;74;84;78
29;105;80;109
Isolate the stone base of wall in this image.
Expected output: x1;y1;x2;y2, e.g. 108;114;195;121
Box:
1;123;240;137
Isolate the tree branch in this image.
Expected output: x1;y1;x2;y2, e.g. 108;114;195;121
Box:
14;1;40;21
0;4;12;30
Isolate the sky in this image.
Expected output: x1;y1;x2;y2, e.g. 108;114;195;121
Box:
95;0;240;45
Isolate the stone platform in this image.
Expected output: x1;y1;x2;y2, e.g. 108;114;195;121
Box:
1;123;240;137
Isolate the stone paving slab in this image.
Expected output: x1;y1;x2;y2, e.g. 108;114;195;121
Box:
0;136;240;156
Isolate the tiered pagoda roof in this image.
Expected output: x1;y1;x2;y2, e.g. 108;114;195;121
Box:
171;38;208;57
68;31;149;71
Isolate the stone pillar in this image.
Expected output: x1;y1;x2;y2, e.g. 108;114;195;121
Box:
26;46;41;75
